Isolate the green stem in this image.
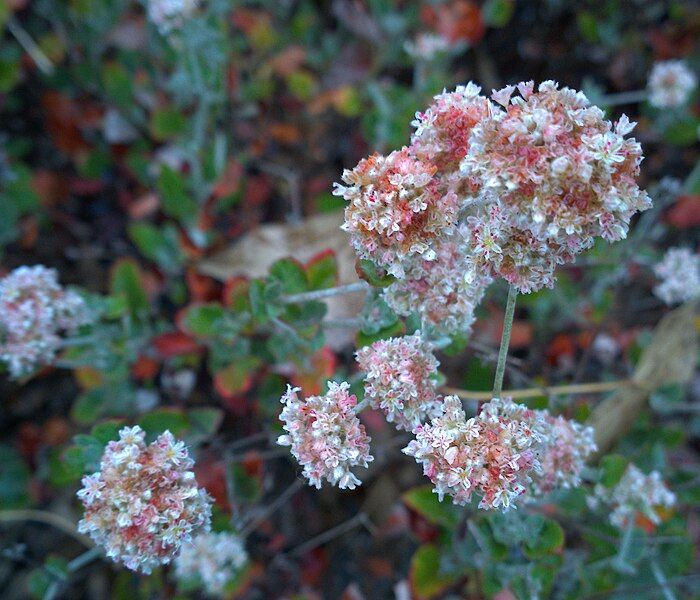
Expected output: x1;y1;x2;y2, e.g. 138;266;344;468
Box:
492;285;518;398
651;558;678;600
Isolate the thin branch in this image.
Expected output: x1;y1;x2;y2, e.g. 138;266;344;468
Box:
281;282;370;304
0;510;93;547
598;89;648;106
443;379;632;401
7;17;55;75
493;285;518;397
285;512;375;558
240;479;304;538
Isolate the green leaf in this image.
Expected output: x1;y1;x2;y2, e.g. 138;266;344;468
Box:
91;421;122;445
103;62;132;108
188;408;224;437
157;166;198;223
524;517;565;558
305;251;338;290
482;0;515;27
663;117;700;146
71;389;108;425
683;160;700;194
138;409;190;438
357;259;395;287
270;258;309;294
181;303;226;337
599;454;628;488
0;445;29;509
402;485;460;528
410;545;460;599
128;222;184;273
110;258;148;314
356;320;405;347
151;108;187;141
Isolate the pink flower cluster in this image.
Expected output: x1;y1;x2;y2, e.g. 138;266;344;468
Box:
647;60;697;109
277;382;374;489
404;396;549;510
77;426;212;574
529;414;597;497
592;464;675;529
462;81;650;292
337;80;649;295
404;396;596;510
0;265;90;378
174;532;248;595
653;247;700;305
383;228;491;333
356;333;441;431
335;147;459;278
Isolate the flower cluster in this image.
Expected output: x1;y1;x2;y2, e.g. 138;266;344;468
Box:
647;60;697;109
174;532;248;596
529;414;597;496
383;232;491;332
404;396;549;510
339;80;649;296
147;0;198;34
277;382;373;489
77;426;212;574
461;81;650;292
404;33;451;61
410;82;492;174
334;147;459;278
356;333;441;431
653;247;700;305
592;464;676;529
0;265;90;378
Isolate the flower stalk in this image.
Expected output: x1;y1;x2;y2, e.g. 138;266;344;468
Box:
492;285;518;398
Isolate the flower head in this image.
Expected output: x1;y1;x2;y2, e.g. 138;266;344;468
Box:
653;247;700;305
411;83;493;174
174;532;248;596
335;147;459;278
404;396;549;510
0;265;90;378
277;382;373;489
383;229;491;331
647;60;697;108
529;415;596;496
77;426;212;574
592;464;676;529
356;333;441;431
461;81;650;292
147;0;198;34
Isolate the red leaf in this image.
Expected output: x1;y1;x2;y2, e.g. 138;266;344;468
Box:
152;331;201;358
665;195;700;229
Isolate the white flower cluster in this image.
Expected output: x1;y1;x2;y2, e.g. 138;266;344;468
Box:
0;265;90;378
356;333;442;431
277;383;374;489
653;247;700;305
647;60;697;109
175;532;248;596
147;0;198;34
592;464;676;529
77;426;212;573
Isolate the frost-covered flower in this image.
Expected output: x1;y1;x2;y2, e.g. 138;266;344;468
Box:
383;229;491;332
147;0;198;34
0;265;90;378
647;60;697;108
592;464;675;529
461;81;650;292
77;426;212;574
529;415;596;496
404;396;549;510
277;382;373;489
404;33;451;61
411;82;493;174
335;147;459;278
174;532;248;596
356;333;441;431
653;247;700;305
